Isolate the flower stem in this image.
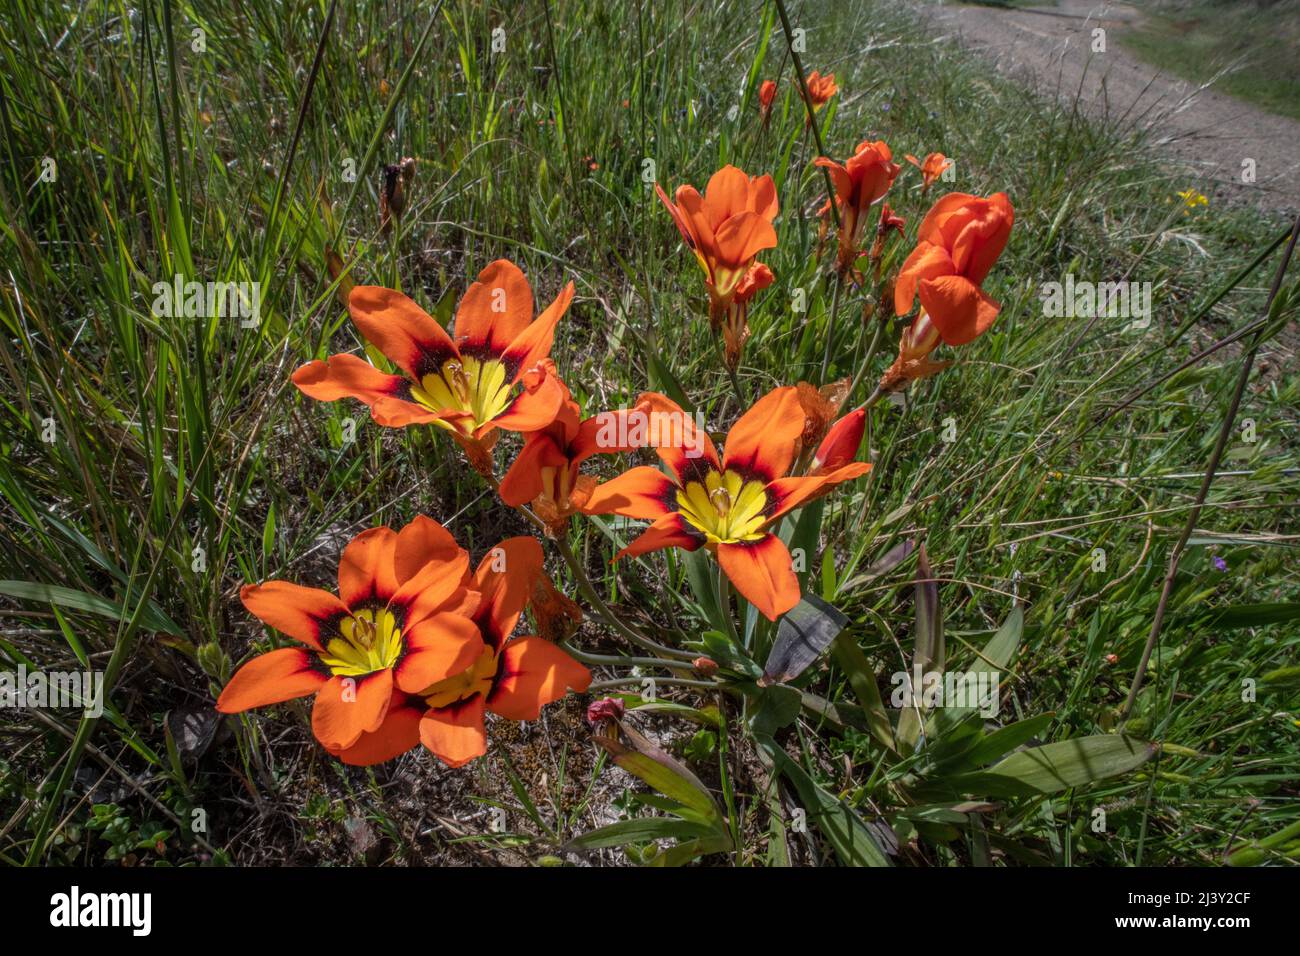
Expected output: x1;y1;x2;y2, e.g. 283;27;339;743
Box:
555;537;696;660
820;269;844;383
589;677;719;692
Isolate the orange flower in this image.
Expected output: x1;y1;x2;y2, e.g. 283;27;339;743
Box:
894;191;1014;346
905;152;952;190
216;517;483;765
292;259;573;464
758;79;777;127
655;164;779;329
805;70;838;111
408;537;591;767
814;140;901;276
498;377;655;534
582;387;870;621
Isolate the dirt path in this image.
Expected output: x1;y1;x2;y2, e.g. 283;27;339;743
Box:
915;0;1300;216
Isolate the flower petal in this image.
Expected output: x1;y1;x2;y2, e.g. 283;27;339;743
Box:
614;512;702;560
580;465;677;520
338;527;399;609
488;637;591;721
894;241;955;317
500;281;574;382
484;362;566;436
292;353;410;406
215;647;326;713
918;275;1001;346
394;612;485;693
474;536;545;650
329;694;424;766
453;259;535;357
722;385;804;482
393;515;462;584
716;535;800;621
311;669;394;751
499;433;569;507
765;463;872;521
348;286;459;381
419;696;488;768
240;581;349;650
713;210;777;267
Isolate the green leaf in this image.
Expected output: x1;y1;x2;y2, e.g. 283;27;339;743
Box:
564;815;718;851
944;735;1157;798
747;683;802;736
594;731;718;821
1209;603;1300;628
757;735;892;867
0;580;182;637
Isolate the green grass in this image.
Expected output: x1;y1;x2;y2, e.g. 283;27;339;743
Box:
1121;0;1300;122
0;0;1296;867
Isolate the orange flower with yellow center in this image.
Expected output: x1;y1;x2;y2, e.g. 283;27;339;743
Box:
498;380;656;534
406;537;591;767
814;140;901;275
655;164;779;328
582;388;871;620
292;259;573;463
216;517;483;765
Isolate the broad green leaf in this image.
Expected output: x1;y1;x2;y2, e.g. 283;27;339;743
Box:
945;735;1157;798
757;735;892;867
0;580;182;637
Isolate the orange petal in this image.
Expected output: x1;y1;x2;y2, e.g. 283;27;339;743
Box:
337;526;399;609
329;695;424;766
500;281;573;382
722;385;804;482
419;696;488;768
488;637;591;720
348;286;458;381
614;512;702;560
454;259;535;356
765;463;872;521
812;410;866;472
240;581;349;650
394;613;485;693
676;185;719;264
292;353;411;406
368;395;445;427
894;241;955;317
474;536;545;650
713;210;777;267
311;670;394;751
918;275;1001;346
813;157;852;202
633;391;721;482
915;191;980;245
485;363;566;436
391;548;472;628
749;174;779;222
703;164;752;228
215;647;326;713
716;535;800;621
580;465;677;520
499;433;569;507
393;515;462;584
655;182;698;249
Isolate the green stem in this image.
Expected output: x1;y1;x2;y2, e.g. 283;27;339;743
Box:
820;269;844;383
556;537;696;660
590;677;720;692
